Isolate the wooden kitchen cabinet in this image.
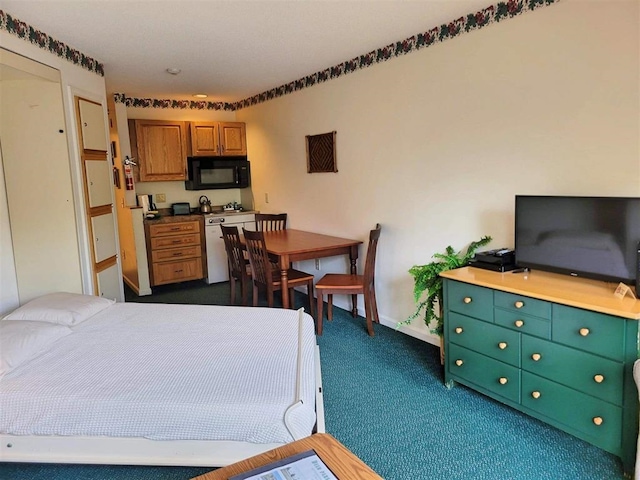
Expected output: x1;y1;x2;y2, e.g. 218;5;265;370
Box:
145;218;206;286
130;119;187;181
189;121;246;156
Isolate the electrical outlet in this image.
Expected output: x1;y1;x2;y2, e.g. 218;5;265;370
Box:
315;259;320;270
156;193;166;203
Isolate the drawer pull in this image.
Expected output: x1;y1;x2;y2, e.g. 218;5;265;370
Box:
579;328;590;337
463;297;472;304
498;377;508;385
531;353;541;362
514;320;524;328
514;301;524;309
498;342;508;350
531;391;541;399
172;252;183;256
455;359;464;367
593;374;605;383
592;417;603;426
455;327;463;334
174;269;183;273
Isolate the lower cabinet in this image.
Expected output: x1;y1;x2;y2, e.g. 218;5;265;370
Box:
145;218;206;286
442;268;639;476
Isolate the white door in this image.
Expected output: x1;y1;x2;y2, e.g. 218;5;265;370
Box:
85;160;112;207
79;99;108;151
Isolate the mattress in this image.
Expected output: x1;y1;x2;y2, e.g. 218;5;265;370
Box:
0;303;317;444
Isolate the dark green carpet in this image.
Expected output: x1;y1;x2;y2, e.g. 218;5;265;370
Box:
0;281;625;479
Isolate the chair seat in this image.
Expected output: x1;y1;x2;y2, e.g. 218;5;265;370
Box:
271;268;314;286
316;274;364;291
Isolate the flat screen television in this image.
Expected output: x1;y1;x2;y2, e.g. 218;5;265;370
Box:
514;196;640;284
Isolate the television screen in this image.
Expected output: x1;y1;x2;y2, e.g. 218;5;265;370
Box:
515;196;640;284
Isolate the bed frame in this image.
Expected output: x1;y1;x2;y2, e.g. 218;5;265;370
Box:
0;309;325;467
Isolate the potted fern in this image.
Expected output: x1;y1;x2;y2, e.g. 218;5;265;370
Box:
401;236;492;364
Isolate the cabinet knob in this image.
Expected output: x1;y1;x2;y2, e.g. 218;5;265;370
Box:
592;417;603;426
531;391;541;399
514;320;524;328
499;377;508;385
514;301;524;309
593;374;604;383
455;359;464;367
531;353;541;362
455;327;463;334
463;297;472;304
579;328;590;337
498;342;508;350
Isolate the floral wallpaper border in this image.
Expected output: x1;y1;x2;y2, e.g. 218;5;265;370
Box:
1;0;556;110
0;9;104;76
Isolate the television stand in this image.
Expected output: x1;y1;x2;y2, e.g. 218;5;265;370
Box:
440;266;639;476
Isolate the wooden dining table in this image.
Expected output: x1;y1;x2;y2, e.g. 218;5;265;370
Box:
255;229;363;311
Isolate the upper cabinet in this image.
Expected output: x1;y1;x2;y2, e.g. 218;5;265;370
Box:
78;99;108;151
190;122;246;156
130;119;187;181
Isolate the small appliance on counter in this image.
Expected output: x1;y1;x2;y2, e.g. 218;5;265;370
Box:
171;202;191;216
199;196;212;213
138;194;160;219
223;202;242;212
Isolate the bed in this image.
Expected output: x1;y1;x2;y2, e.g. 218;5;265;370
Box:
0;293;324;467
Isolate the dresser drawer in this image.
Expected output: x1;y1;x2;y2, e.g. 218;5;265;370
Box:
552;305;625;361
152;245;201;263
522;336;623;405
446;281;493;322
494;309;550;339
149;221;200;237
152;258;203;285
521;372;622;453
151;233;201;250
448;312;520;367
448;343;520;403
494;291;551;319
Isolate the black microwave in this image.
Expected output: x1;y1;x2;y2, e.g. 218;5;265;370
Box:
185;157;251;190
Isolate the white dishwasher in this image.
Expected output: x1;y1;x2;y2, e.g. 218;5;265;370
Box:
204;213;256;284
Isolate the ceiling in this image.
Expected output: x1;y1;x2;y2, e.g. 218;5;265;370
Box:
2;0;493;103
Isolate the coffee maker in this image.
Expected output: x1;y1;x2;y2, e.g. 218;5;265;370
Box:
137;194;156;213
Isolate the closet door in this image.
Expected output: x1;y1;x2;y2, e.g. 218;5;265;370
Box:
76;97;123;301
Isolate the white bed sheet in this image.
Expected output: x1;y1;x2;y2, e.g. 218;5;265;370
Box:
0;303;317;445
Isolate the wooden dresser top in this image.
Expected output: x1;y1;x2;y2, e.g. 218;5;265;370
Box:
441;267;640;320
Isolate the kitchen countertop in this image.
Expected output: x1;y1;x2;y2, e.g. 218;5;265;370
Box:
143;209;258;224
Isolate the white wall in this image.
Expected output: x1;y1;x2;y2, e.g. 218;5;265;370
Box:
237;0;640;342
0;31;108;314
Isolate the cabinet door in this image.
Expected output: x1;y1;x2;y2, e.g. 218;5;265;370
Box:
136;120;187;181
219;122;247;156
85;160;112;207
97;263;121;300
78;99;108;151
92;212;118;262
190;122;220;156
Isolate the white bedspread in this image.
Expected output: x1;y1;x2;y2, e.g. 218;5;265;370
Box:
0;303;317;444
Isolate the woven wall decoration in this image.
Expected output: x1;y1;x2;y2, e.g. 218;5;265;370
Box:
306;131;337;173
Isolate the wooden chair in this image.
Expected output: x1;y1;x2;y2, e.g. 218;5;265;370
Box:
243;228;315;317
221;224;251;306
315;224;381;336
255;213;287;231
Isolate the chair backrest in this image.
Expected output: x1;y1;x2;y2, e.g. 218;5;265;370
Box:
243;228;273;289
220;224;246;278
364;224;382;286
255;213;287;231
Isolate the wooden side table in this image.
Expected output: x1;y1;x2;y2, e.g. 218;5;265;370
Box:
191;433;383;479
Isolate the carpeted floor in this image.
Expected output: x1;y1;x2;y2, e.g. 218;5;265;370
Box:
0;281;626;479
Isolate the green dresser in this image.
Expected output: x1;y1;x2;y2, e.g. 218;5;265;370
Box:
441;267;639;476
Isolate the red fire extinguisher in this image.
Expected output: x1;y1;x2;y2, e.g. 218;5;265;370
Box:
124;157;136;190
